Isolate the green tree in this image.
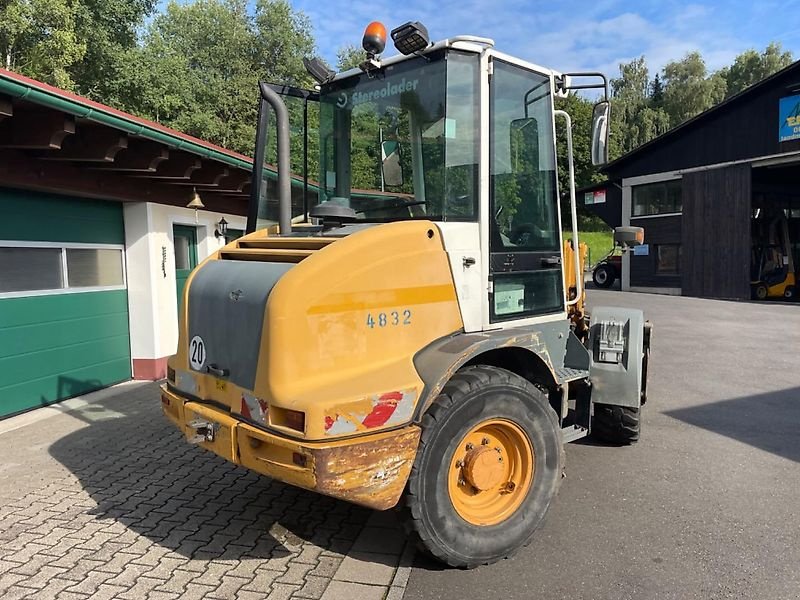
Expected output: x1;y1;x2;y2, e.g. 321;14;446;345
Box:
252;0;315;87
650;72;664;107
117;0;315;157
725;42;794;96
608;56;669;158
125;0;257;152
70;0;156;102
662;51;726;127
0;0;86;89
336;44;363;71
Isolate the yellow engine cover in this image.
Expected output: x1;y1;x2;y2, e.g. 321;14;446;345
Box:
263;221;464;439
170;220;464;441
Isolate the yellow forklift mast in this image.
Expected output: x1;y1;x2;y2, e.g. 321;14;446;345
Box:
161;21;650;568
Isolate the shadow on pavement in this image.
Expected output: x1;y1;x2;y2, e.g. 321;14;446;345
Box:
665;386;800;463
47;382;390;563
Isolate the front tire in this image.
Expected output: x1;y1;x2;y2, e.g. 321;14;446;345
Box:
593;264;615;288
752;283;768;300
592;404;640;444
401;365;563;568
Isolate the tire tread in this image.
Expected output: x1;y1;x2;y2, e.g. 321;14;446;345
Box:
400;365;564;568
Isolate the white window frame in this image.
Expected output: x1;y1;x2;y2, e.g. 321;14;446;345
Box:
0;240;127;299
621;171;682;290
630;178;683;219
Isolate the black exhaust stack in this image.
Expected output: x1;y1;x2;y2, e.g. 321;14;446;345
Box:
247;82;292;235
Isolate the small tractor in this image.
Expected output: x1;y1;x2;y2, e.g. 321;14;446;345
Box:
161;21;651;568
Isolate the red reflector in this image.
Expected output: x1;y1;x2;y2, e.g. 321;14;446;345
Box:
292;452;307;467
161;395;170;406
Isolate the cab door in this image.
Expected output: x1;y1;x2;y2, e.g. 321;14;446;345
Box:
487;59;564;325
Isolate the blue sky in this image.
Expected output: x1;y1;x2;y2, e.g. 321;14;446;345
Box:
292;0;800;76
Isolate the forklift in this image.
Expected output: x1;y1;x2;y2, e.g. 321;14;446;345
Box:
751;208;796;300
161;20;651;567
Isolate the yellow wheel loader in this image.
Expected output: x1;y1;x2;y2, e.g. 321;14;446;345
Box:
161;21;651;568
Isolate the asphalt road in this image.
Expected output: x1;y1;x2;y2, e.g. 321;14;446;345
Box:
405;289;800;600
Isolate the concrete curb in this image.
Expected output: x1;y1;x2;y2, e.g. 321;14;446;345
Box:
0;380;150;437
322;511;416;600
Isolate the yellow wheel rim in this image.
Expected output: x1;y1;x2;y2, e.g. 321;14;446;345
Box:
447;418;534;526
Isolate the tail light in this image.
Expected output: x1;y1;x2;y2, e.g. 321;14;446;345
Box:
270;407;306;433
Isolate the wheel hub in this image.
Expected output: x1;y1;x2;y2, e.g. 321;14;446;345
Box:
447;418;534;526
462;446;504;491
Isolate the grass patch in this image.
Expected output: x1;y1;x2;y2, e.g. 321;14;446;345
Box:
564;230;614;267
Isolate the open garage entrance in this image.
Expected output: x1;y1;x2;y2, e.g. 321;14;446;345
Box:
751;163;800;300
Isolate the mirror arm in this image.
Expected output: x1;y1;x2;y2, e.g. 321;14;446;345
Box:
554;109;582;307
558;72;610;101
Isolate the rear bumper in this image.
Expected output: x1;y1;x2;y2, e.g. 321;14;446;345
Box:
160;384;420;510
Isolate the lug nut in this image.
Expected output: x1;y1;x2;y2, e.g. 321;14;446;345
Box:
506;481;516;492
481;437;489;445
458;478;465;486
455;460;464;468
466;443;474;451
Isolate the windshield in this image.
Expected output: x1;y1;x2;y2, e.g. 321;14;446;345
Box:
318;50;480;222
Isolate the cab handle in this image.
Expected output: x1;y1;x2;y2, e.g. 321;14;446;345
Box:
541;256;561;267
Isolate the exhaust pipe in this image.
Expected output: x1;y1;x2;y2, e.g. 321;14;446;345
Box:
248;82;292;235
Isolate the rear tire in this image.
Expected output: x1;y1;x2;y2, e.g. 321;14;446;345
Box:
592;404;640;444
784;286;795;300
401;365;563;568
593;264;615;288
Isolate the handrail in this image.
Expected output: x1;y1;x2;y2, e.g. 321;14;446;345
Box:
553;109;582;306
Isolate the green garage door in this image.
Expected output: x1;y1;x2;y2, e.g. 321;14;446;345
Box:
0;189;131;418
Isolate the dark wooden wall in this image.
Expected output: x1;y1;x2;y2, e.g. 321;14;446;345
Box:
629;215;682;288
681;164;751;299
580;183;622;227
606;64;800;180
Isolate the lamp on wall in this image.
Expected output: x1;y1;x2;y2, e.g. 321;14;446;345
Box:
186;188;204;223
214;217;229;240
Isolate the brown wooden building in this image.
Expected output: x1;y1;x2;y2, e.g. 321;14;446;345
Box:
584;60;800;300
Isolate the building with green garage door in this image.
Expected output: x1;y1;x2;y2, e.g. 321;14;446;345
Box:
0;67;319;419
0;190;131;414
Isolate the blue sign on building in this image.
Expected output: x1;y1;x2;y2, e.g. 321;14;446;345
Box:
779;95;800;142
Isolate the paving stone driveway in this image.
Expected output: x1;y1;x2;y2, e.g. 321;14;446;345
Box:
0;382;412;600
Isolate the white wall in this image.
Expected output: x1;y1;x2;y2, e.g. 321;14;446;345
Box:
124;202;247;365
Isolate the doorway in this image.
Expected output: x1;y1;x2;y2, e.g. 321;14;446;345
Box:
173;225;197;313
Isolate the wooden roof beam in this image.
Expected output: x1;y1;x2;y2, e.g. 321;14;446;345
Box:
170;162;230;187
38;126;128;162
90;140;169;172
0;111;75;149
0;97;12;122
132;152;201;180
211;169;252;192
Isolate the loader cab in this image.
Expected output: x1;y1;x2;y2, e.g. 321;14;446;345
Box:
249;38;608;332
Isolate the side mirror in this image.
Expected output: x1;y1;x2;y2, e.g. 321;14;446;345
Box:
381;140;403;187
509;117;539;173
591;101;610;166
614;226;644;248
